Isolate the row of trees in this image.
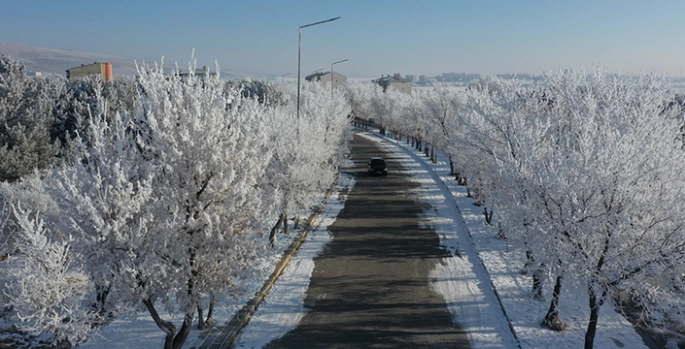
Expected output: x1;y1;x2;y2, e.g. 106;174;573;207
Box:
0;56;352;348
346;72;685;348
0;56;144;183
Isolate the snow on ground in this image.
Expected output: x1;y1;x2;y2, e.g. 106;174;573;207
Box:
369;131;652;349
234;174;355;348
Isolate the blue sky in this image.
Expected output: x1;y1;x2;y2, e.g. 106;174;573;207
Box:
1;0;684;78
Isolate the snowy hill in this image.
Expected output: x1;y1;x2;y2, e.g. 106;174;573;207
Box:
0;42;140;77
0;42;250;80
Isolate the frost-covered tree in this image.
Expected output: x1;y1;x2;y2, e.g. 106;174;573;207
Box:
335;71;685;348
5;205;99;346
0;199;9;256
461;70;685;348
366;83;402;136
5;60;278;349
345;81;413;139
460;76;567;320
0;174;58;269
344;81;376;128
1;85;155;346
232;79;284;107
415;84;463;165
51;75;139;154
265;83;351;243
105;61;273;348
0;55;61;182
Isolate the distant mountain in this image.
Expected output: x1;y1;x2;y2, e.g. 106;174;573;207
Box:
0;42;141;77
0;42;250;80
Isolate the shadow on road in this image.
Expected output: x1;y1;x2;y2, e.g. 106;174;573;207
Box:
263;133;470;349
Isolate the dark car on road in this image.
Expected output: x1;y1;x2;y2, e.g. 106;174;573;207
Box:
368;157;388;176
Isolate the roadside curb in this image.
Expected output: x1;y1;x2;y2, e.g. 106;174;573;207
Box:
197;181;339;349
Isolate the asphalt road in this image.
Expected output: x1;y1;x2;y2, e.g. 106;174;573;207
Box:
264;134;471;349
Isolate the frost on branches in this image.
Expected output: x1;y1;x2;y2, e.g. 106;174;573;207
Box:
0;56;61;182
56;61;277;349
352;70;685;348
264;83;351;243
6;205;98;346
1;56;353;348
461;70;685;348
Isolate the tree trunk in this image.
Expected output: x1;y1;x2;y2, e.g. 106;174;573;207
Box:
449;157;454;175
95;285;110;315
541;275;565;331
177;246;198;347
523;250;544;300
269;213;285;247
205;297;215;327
521;249;533;274
496;222;507;240
584;230;611;348
172;312;194;349
283;212;289;234
456;174;466;186
143;298;176;349
584;285;607;349
483;207;493;225
532;267;544;300
197;305;205;330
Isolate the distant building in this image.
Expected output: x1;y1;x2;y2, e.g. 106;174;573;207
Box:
178;65;216;82
66;62;113;81
374;73;412;94
436;72;481;83
26;71;42;77
305;71;347;90
405;74;415;81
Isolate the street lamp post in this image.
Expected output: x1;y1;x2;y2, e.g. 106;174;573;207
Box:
330;58;348;97
297;16;340;121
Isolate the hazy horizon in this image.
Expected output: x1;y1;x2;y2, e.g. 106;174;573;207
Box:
2;0;684;79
